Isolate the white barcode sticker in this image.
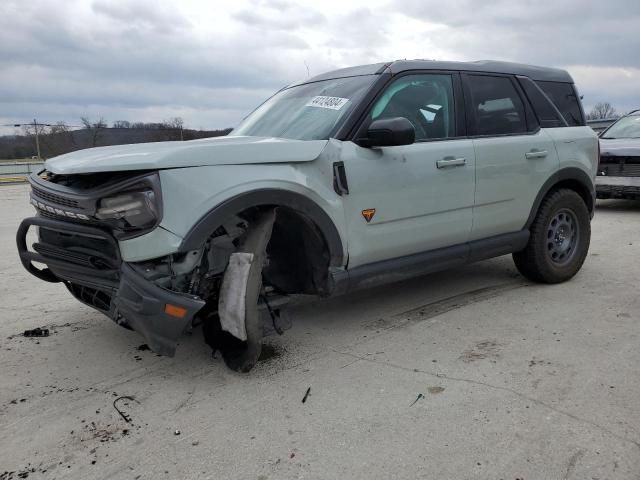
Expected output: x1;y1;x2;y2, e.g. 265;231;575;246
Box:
305;96;349;110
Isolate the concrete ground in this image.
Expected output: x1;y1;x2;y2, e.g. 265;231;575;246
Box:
1;183;639;480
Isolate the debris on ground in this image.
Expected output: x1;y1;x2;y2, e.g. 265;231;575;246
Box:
258;343;282;362
112;396;139;423
80;420;129;444
301;387;311;403
23;327;49;338
459;340;501;363
174;430;181;436
427;386;445;394
409;393;424;406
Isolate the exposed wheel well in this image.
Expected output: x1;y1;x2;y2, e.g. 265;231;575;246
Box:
262;206;332;296
547;179;594;214
225;205;333;297
180;189;344;268
526;171;595;229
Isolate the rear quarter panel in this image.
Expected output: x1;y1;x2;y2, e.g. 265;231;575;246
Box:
545;126;598;180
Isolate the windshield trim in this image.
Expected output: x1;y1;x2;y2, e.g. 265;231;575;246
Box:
283;72;385;90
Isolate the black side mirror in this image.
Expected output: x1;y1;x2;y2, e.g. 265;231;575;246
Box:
357;117;415;148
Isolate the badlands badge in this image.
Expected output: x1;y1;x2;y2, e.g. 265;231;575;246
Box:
361;208;376;223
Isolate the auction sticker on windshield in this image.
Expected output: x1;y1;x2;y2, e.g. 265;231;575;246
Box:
305;96;349;110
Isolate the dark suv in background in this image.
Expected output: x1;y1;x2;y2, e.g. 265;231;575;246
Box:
597;109;640;200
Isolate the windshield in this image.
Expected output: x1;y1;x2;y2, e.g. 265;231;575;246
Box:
231;75;376;140
601;114;640;139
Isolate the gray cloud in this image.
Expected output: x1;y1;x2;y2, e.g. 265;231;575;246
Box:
233;1;326;30
92;0;192;30
396;0;640;69
1;0;639;136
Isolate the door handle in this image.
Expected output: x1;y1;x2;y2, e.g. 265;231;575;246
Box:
525;149;548;159
436;157;466;169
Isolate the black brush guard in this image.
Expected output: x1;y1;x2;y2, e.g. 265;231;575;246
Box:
16;216;204;356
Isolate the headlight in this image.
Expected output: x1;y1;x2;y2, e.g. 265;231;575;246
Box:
95;186;160;232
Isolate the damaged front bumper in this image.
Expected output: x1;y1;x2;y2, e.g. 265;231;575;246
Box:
595;176;640;199
16;216;204;356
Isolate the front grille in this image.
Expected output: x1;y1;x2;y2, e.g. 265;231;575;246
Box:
600;164;640;177
33;243;117;270
599;156;640;177
67;283;113;312
596;184;640;199
37;208;98;225
39;227;118;263
31;185;79;208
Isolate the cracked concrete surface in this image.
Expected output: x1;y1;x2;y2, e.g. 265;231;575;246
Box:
1;183;639;479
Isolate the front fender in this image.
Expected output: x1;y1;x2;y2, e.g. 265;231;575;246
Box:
152;164;347;266
180;187;345;267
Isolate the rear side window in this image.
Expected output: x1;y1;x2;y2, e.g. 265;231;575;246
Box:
536;81;585;126
517;77;566;128
465;75;528;136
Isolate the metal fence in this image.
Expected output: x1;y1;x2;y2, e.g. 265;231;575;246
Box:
0;161;44;183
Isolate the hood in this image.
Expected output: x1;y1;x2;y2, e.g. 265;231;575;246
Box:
45;136;329;175
599;137;640;157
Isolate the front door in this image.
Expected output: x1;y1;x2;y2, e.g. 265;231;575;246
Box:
338;72;476;268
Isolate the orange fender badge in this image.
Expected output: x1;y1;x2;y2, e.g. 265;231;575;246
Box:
361;208;376;223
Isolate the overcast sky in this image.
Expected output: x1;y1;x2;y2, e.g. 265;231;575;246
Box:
1;0;639;135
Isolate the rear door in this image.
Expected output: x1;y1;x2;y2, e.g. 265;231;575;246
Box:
461;73;560;240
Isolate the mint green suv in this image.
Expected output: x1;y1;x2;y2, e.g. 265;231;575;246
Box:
17;60;598;371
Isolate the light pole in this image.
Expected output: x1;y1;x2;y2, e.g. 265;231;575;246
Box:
33;119;41;160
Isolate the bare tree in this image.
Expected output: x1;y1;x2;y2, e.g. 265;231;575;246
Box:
587;102;619;120
163;117;184;140
81;116;107;147
43;122;78;157
20;123;41;159
113;120;131;129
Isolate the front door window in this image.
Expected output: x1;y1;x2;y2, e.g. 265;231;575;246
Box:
369;74;456;141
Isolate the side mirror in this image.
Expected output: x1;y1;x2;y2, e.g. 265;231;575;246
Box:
357;117;415;148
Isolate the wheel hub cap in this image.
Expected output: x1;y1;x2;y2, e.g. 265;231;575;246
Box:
546;209;579;265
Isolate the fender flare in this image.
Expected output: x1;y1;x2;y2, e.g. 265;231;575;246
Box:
178;189;345;267
525;167;595;228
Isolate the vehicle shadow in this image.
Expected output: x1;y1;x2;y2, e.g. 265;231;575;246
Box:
18;256;526;389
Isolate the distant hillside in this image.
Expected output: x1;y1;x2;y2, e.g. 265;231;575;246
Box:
0;125;233;160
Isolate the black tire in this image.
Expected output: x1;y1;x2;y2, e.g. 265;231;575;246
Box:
204;210;275;373
513;189;590;283
218;258;264;373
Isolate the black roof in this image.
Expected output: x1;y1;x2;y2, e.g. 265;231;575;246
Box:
301;59;573;84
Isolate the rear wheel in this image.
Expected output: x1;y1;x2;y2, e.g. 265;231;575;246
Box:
513;189;590;283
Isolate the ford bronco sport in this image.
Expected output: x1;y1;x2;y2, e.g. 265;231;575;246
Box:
596;109;640;199
17;60;598;371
